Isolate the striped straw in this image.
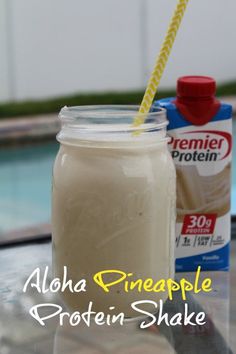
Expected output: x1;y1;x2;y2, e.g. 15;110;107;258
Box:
133;0;190;127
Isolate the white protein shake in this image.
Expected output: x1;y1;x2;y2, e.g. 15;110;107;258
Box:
52;106;176;317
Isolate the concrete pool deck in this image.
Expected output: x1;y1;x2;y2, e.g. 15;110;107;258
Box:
0;96;236;144
0;114;59;144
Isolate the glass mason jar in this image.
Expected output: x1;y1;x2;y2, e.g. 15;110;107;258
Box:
52;105;176;317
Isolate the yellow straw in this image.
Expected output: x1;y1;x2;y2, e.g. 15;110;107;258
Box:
133;0;190;127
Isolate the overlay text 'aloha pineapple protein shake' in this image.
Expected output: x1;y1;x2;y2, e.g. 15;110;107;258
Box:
52;106;176;317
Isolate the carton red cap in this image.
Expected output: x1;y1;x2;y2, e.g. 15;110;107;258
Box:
175;76;220;125
177;76;216;98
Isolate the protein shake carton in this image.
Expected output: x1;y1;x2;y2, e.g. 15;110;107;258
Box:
155;76;233;272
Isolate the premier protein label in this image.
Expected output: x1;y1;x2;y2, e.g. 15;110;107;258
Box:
167;118;232;271
169;130;232;163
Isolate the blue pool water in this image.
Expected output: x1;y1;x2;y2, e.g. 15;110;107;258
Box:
0;142;59;234
0;123;236;234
